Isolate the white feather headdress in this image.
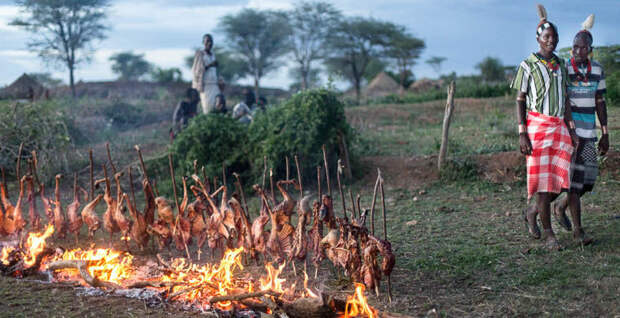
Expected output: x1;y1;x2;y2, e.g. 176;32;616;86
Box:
536;4;548;22
581;14;595;31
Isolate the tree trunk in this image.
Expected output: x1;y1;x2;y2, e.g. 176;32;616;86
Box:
399;69;406;96
301;69;308;91
254;76;260;105
438;81;456;171
69;65;76;98
354;78;361;104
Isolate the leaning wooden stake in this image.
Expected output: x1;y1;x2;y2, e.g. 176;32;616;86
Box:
262;156;267;189
438;80;456;171
16;142;23;189
379;171;392;303
285;156;290;190
294;155;303;198
336;159;347;220
168;153;190;260
348;189;357;219
269;168;275;203
128;166;136;211
316;166;322;199
134;145;152;192
322;145;332;197
338;132;353;179
89;148;94;201
105;142;117;175
233;172;250;219
369;169;381;235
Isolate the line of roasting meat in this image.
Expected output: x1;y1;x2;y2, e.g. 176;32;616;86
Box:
0;154;396;293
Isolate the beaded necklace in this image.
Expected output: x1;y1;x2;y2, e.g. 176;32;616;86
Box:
570;57;591;83
535;53;560;74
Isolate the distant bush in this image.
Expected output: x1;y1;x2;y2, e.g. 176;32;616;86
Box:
606;71;620;107
0;100;72;181
369;82;511;105
249;89;353;183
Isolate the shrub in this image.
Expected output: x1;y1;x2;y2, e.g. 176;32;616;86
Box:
0;100;72;181
439;157;479;182
248;89;353;183
606;70;620;107
170;114;250;180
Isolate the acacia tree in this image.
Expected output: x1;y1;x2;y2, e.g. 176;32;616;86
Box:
289;1;341;90
109;51;151;81
476;56;504;82
426;56;446;77
11;0;109;97
326;17;398;102
385;29;425;93
218;9;291;100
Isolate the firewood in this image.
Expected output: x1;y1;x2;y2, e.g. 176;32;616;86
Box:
47;259;122;290
208;290;281;304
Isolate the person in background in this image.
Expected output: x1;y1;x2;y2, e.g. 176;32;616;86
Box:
191;34;220;114
511;4;578;250
242;88;256;109
232;100;252;124
552;14;608;245
171;87;200;138
213;79;228;114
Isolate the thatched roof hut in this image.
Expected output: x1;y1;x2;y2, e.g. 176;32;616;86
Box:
0;73;45;100
364;72;401;98
408;78;443;93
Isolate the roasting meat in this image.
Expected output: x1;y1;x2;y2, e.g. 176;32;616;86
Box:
309;200;325;266
361;239;381;290
187;201;207;256
81;194;103;239
229;197;254;257
53;174;66;238
39;183;54;225
124;193;150;250
251;196;269;254
290;195;312;261
66;174;83;243
370;235;395;277
148;219;171;250
172;178;192;251
143;179;156;226
273;180;298;217
113;172;131;241
27;176;41;231
155;197;174;225
101;168;119;243
3;176;27;236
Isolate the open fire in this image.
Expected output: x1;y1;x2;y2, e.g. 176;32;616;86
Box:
0;224;379;317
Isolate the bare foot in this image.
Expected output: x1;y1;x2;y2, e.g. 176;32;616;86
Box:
522;204;541;239
552;201;572;231
542;230;562;251
573;228;594;246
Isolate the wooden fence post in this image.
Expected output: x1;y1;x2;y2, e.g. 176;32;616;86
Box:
438;81;456;171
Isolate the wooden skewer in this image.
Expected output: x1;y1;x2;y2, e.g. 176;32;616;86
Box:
348;189;356;219
168;153;190;260
378;171;392;303
285;156;290;191
128;166;136;211
316;166;321;199
233;172;250;219
269;168;275;203
89;148;94;201
201;166;210;193
30;150;41;191
369;169;381;235
134;145;152;191
105;142;117;175
193;160;198;176
336;159;347;220
16;142;23;188
1;167;7;198
356;194;361;221
322;145;332;197
262;156;267;189
293;155;303;199
222;164;227;188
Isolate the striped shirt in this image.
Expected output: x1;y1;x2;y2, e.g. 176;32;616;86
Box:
566;59;606;140
511;53;568;118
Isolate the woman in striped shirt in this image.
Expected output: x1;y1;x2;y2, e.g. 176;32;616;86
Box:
511;5;578;250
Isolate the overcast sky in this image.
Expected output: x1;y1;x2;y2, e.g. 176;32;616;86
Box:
0;0;618;89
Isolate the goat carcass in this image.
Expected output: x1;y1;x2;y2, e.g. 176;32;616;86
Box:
52;174;66;238
66;174;83;244
81;194;103;240
124;193;150;251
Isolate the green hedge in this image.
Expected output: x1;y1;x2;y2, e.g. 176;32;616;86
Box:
168;89;354;187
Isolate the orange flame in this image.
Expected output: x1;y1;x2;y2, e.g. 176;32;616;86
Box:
54;248;134;284
304;270;319;298
23;224;54;267
1;246;15;265
259;262;286;293
162;247;245;310
344;283;377;318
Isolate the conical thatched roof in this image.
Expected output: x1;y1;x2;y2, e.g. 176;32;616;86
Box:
0;73;45;100
364;72;400;97
408;78;443;93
